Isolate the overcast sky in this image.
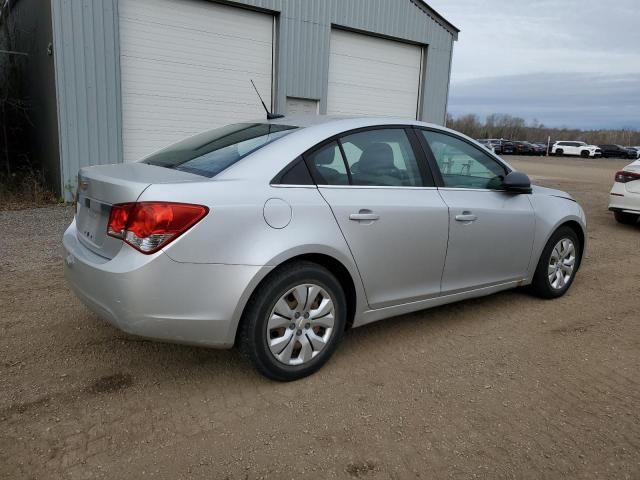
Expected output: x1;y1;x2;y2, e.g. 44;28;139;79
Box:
427;0;640;129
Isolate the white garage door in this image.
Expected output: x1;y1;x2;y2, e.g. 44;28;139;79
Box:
327;29;423;119
118;0;274;162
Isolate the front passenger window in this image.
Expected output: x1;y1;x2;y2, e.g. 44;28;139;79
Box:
421;130;507;190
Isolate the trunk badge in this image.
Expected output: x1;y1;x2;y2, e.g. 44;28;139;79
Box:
79;179;89;191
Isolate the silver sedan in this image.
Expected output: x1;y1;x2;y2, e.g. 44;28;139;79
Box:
63;117;586;380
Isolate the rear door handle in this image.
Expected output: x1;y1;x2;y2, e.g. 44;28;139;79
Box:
349;211;380;222
455;212;478;222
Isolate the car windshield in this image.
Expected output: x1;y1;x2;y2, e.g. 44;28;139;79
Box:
141;123;298;177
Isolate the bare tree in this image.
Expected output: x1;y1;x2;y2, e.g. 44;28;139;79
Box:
447;113;640;146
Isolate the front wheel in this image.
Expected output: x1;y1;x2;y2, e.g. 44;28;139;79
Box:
239;261;347;381
614;211;639;225
530;227;581;299
580;150;590;158
555;149;564;156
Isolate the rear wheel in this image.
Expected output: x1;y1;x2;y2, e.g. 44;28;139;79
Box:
614;211;639;225
530;227;581;299
239;261;347;381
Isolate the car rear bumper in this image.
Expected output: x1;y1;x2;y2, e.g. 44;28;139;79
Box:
63;220;271;348
608;183;640;214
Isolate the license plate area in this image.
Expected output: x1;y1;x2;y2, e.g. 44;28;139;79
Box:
76;193;111;249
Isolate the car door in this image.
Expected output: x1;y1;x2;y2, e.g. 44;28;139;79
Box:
601;145;613;157
569;142;582;155
417;129;536;294
305;127;449;309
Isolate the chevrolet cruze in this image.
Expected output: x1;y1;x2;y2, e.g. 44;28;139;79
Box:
63;117;586;381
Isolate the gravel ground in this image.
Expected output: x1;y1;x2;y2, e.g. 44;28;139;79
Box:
1;155;639;479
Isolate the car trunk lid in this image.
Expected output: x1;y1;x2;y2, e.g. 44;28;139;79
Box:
75;163;204;259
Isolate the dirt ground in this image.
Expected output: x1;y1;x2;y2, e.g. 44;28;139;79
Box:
1;155;639;479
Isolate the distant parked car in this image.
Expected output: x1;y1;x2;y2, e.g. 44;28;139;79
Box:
501;141;515;155
552;141;602;158
478;139;502;154
625;147;640;159
609;158;640;225
477;139;496;153
599;144;637;159
530;143;547;156
513;141;534;155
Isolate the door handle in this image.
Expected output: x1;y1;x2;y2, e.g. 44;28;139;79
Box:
455;212;478;222
349;211;379;222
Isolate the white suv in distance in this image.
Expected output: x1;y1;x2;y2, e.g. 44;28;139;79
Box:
609;158;640;225
552;141;602;158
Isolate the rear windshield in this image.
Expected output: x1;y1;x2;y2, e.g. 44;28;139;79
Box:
141;123;298;177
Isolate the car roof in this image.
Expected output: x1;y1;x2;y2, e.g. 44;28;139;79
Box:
249;114;440;129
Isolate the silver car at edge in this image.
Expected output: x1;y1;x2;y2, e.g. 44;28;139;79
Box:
63;116;587;381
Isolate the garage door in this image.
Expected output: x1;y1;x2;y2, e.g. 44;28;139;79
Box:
118;0;274;162
327;29;423;119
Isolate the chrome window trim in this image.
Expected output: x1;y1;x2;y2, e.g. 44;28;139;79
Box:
437;187;509;193
270;184;318;189
318;185;438;191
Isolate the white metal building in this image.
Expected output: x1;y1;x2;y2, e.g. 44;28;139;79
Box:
16;0;459;197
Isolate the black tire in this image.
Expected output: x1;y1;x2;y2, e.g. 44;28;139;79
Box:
555;149;563;156
530;226;581;299
238;261;347;381
580;150;590;158
614;211;639;225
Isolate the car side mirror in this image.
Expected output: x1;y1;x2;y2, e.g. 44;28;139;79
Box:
503;171;532;194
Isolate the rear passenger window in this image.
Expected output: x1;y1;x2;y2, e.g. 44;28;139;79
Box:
277;158;314;185
339;129;423;187
306;142;349;185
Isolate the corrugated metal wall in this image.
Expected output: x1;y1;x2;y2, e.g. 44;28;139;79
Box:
51;0;123;197
51;0;456;197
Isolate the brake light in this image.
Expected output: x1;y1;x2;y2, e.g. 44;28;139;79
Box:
107;202;209;254
614;171;640;183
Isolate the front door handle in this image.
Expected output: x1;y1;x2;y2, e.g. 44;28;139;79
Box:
455;212;478;222
349;210;380;222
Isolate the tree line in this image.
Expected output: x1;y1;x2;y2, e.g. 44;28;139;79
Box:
446;113;640;146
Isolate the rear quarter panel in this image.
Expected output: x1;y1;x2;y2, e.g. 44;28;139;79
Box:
138;179;369;312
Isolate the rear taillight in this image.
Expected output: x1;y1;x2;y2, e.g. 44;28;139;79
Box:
614;171;640;183
107;202;209;254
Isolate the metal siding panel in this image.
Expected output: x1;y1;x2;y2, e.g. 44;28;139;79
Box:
421;41;453;124
92;2;107;166
72;3;88;169
107;0;123;165
82;1;98;166
52;0;121;199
